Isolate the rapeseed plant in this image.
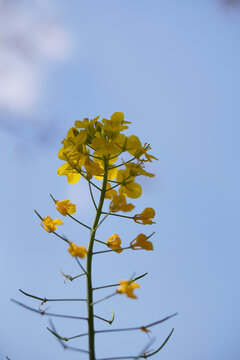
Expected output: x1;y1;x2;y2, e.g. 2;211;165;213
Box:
15;112;176;359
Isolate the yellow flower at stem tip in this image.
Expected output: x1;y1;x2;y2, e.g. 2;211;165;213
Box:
68;242;88;258
41;216;63;233
134;208;156;225
106;234;123;253
101;112;130;135
130;233;154;250
116;280;140;299
56;200;76;216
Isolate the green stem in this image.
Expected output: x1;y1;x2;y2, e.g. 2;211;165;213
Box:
86;157;109;360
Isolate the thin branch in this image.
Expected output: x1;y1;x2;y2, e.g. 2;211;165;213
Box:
48;319;89;354
92;246;132;255
94;238;108;246
19;289;86;303
105;175;133;192
89;181;98;211
66;315;176;341
93;313;177;334
11;299;88;320
75;257;88;276
67;213;91;230
91;293;117;306
145;314;177;329
48;319;68;348
101;211;134;220
88;153;102;160
137;336;156;360
68;332;89;340
108;150;124;161
93;213;109;231
108;156;137;170
60;269;85;282
93;272;148;290
71;273;85;281
94;313;114;325
143;328;175;358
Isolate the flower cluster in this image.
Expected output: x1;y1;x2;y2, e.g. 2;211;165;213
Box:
57;112;157;202
40;112;158;286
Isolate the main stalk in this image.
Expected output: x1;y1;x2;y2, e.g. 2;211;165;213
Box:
86;158;109;360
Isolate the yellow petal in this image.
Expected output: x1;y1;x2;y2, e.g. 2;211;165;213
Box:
111;112;124;122
67;173;81;184
57;162;69;176
120;182;142;199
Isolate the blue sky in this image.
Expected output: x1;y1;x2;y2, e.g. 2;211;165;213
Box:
1;1;240;359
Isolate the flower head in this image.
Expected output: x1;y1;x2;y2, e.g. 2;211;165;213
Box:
130;233;154;250
106;234;123;253
134;208;156;225
41;216;63;233
68;242;87;258
116;280;140;299
56;200;76;216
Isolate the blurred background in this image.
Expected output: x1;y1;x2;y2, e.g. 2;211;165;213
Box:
1;0;240;359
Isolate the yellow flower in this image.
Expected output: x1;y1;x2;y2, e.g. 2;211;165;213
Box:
116;168;134;183
106;234;123;253
119;182;142;199
117;169;142;199
109;194;135;213
68;242;88;258
75;116;99;136
116;280;140;299
57;162;81;185
41;216;63;233
101;112;130;136
130;234;153;250
127;135;158;162
134;208;156;225
91;138;118;157
56;200;76;216
125;161;155;178
84;157;104;177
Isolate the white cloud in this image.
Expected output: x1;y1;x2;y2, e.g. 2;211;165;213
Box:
0;0;72;116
